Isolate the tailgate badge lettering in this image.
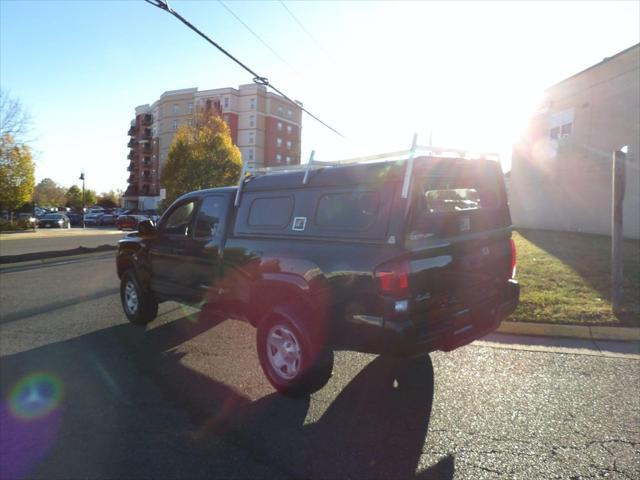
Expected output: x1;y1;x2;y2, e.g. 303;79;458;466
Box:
415;292;431;303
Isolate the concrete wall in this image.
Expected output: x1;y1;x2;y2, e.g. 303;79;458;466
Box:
510;44;640;239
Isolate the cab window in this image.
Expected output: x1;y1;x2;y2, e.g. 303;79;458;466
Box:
161;200;196;235
194;196;226;238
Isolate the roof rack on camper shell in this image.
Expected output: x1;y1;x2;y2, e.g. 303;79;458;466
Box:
234;134;500;207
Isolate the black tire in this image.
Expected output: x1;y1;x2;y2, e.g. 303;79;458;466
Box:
120;269;158;325
257;310;333;397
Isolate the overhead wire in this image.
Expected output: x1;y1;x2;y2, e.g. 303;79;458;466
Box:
218;1;296;72
278;0;328;56
143;0;344;138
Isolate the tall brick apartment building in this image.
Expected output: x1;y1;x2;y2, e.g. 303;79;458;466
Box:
124;84;303;209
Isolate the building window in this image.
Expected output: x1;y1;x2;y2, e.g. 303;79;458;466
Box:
249;132;255;144
188;119;194;127
277;106;283;115
187;103;193;113
286;140;292;150
286;156;291;165
224;97;229;109
277;122;283;131
549;108;574;140
248;149;254;161
173;104;180;114
287;109;292;118
276;154;282;163
223;114;229;123
287;125;292;134
250;97;256;110
250;115;255;127
172;120;179;130
276;137;282;147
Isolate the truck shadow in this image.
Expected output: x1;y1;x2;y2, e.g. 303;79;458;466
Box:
517;228;640;323
0;311;452;479
123;311;452;480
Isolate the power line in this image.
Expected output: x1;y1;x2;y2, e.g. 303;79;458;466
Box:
278;1;327;55
218;1;295;72
143;0;344;139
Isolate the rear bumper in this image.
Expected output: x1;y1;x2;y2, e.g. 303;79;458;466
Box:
348;279;519;356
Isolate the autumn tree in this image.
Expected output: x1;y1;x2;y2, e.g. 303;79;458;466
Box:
0;90;31;144
65;185;97;209
0;134;35;219
160;112;242;206
97;189;122;208
33;178;67;207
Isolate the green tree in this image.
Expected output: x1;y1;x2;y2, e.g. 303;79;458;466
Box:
65;185;96;209
161;112;242;206
33;177;67;207
0;134;35;218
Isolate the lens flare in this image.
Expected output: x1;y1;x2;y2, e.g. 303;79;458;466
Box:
8;372;63;420
181;302;203;323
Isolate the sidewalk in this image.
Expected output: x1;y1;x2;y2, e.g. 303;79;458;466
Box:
0;227;124;240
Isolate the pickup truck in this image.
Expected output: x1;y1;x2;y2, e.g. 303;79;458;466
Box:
116;154;519;395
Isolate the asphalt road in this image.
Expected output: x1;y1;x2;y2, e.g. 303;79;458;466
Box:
0;229;124;256
1;255;639;480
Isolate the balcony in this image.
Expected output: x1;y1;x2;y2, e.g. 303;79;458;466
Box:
127;139;136;148
142;114;152;126
127;162;138;172
141;145;152;154
127;174;137;184
127;150;137;160
128;126;136;136
142;128;152;138
123;186;138;197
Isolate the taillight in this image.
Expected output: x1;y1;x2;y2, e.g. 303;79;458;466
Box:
375;259;410;297
510;238;517;278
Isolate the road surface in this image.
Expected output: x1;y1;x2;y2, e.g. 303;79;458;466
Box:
1;255;638;479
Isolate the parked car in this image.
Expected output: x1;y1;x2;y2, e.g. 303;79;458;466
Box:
116;153;519;395
38;213;71;228
16;213;37;228
83;213;104;226
116;214;144;230
67;212;83;226
99;214;117;226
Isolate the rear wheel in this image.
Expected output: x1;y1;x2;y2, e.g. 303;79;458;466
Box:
120;270;158;325
257;311;333;396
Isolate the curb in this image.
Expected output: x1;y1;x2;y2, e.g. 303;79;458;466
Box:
0;247;116;269
498;321;640;342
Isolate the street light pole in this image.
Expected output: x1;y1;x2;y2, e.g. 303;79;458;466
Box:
79;172;86;229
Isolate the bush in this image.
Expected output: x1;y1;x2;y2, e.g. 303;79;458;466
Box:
0;218;35;231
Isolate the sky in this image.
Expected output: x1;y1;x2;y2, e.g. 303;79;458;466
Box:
1;0;639;194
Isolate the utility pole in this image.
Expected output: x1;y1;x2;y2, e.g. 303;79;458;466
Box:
79;172;86;229
611;147;626;313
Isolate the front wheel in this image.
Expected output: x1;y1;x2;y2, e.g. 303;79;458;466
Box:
120;270;158;325
257;312;333;397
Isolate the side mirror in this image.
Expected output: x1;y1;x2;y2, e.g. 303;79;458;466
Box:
138;219;157;236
